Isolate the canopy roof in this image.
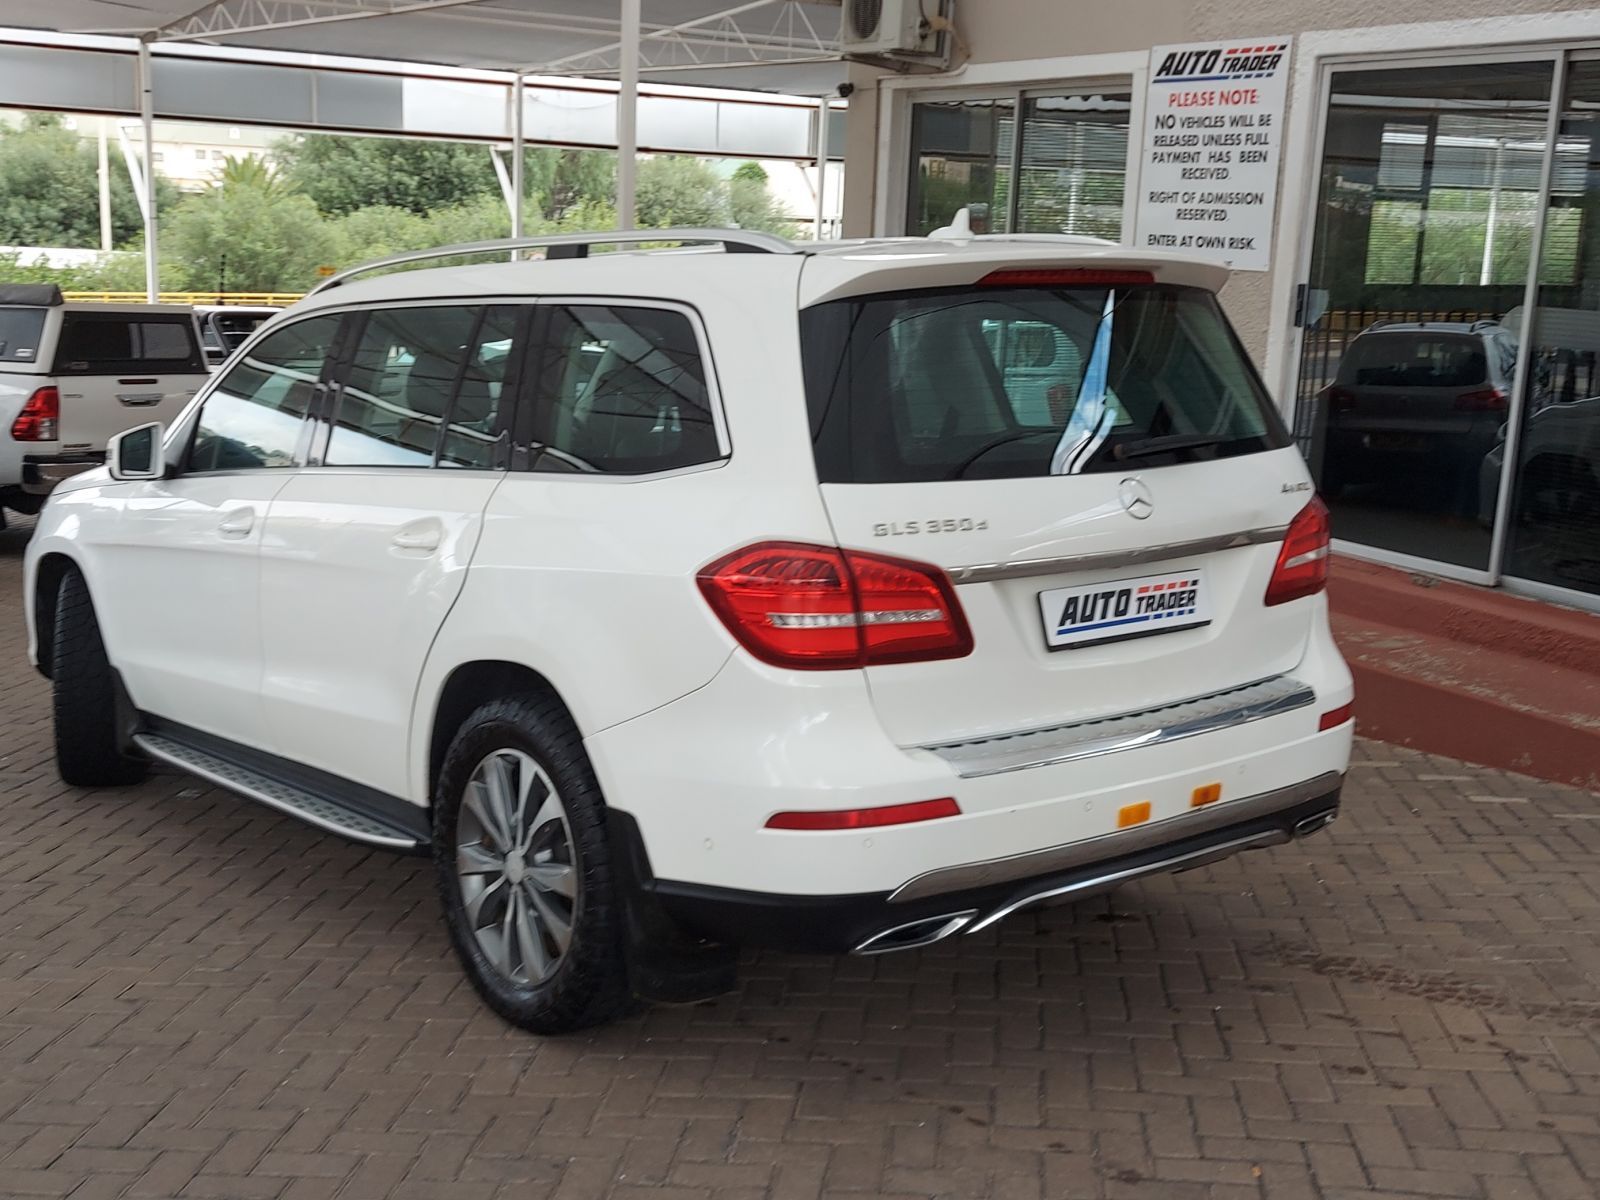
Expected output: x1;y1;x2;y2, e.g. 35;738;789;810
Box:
8;0;846;93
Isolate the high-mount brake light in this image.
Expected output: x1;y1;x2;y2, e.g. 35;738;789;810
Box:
1264;497;1332;606
978;268;1156;287
697;542;973;670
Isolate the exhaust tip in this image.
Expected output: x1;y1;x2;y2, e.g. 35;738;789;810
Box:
852;910;977;956
1294;810;1337;838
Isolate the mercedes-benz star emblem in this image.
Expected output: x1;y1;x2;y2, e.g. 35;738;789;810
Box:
1118;477;1154;520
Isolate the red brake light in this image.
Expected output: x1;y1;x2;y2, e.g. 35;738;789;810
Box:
697;541;973;670
10;386;59;442
1455;386;1507;412
1324;385;1356;413
1264;497;1331;607
977;268;1155;287
765;797;961;831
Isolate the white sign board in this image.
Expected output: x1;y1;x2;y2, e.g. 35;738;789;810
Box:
1134;38;1292;271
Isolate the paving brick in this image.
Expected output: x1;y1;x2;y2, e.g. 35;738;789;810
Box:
0;519;1597;1199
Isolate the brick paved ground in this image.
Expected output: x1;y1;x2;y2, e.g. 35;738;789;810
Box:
0;515;1597;1200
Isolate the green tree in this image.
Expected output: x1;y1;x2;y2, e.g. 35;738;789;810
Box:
729;176;797;236
525;148;616;220
275;133;500;217
731;161;769;185
0;113;176;248
162;170;340;292
635;156;729;228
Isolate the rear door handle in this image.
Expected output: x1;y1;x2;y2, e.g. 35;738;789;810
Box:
218;508;255;538
117;393;164;407
391;519;443;553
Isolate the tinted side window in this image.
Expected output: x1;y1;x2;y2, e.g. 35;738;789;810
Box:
54;313;204;375
438;306;519;470
189;316;340;472
532;306;719;474
327;306;485;468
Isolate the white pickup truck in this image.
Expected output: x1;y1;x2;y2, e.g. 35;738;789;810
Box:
0;285;210;520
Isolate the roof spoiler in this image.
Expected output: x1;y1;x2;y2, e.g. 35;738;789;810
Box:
0;283;64;307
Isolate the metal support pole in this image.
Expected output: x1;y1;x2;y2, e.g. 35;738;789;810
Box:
137;43;158;301
511;73;525;246
97;119;113;254
617;0;640;230
813;99;830;241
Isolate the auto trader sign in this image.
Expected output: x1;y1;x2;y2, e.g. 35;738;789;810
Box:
1134;38;1292;271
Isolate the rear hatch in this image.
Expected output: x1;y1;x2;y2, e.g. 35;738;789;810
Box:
1329;330;1503;445
798;262;1322;748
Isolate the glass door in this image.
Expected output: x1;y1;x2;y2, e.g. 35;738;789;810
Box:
1501;59;1600;602
1293;60;1556;577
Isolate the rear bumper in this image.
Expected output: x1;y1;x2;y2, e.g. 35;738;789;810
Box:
22;454;102;494
636;773;1341;954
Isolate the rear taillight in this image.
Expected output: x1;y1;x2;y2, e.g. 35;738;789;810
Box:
1455;386;1507;412
10;386;59;442
697;541;973;670
1264;497;1331;607
1324;385;1357;413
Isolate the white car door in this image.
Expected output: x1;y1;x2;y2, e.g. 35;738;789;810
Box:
53;308;208;456
96;313;343;746
256;303;520;799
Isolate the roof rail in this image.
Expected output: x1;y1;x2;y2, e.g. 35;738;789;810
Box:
307;228;800;296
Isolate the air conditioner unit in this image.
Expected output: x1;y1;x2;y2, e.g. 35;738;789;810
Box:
841;0;949;62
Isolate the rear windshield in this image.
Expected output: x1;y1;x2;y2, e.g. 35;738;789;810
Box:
0;308;48;365
1337;332;1487;389
801;283;1288;483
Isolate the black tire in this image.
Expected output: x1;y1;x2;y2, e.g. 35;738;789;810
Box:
432;694;632;1034
51;568;147;788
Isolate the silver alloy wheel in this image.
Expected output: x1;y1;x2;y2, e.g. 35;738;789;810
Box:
455;748;578;986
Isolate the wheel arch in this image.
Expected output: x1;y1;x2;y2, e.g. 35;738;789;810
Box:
424;660;581;804
31;551;82;679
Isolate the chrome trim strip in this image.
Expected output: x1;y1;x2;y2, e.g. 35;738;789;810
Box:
921;675;1315;781
134;734;419;851
890;770;1341;903
965;828;1292;933
948;526;1287;585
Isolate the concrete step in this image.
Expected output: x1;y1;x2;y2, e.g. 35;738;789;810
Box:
1329;556;1600;676
1330;611;1600;791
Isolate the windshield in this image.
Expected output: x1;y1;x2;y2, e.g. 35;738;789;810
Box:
801;283;1287;483
0;308;48;365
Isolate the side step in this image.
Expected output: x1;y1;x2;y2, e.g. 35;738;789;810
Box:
134;732;424;851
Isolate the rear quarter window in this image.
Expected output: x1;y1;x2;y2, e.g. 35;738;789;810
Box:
53;312;204;376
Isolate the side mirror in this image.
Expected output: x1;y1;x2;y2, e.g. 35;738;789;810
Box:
108;422;165;481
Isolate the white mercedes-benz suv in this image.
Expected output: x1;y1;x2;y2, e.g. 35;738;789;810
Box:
24;229;1353;1033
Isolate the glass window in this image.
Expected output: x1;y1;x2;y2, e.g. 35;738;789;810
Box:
1504;59;1600;601
54;313;204;375
439;306;519;470
802;283;1284;484
0;308;47;364
327;306;484;468
1294;61;1555;573
905;91;1131;239
531;306;718;475
906;97;1014;236
188;315;339;472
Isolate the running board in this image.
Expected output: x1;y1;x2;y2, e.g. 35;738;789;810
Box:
134;732;424;851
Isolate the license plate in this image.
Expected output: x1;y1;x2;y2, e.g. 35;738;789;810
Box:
1038;569;1212;650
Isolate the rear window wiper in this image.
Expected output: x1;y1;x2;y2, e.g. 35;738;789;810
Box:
1112;432;1229;462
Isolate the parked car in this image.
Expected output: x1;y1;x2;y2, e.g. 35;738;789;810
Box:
1316;319;1521;508
195;305;282;369
0;285;208;519
1479;394;1600;525
24;230;1353;1033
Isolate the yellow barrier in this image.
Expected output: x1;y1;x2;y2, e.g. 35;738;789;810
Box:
61;292;304;306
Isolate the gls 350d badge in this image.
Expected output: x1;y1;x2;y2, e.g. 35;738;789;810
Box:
1037;568;1213;650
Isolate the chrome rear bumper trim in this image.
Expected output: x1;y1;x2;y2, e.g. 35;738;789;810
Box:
947;526;1286;585
920;675;1316;780
890;771;1341;904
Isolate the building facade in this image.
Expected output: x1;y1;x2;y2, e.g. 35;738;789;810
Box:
841;2;1600;613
